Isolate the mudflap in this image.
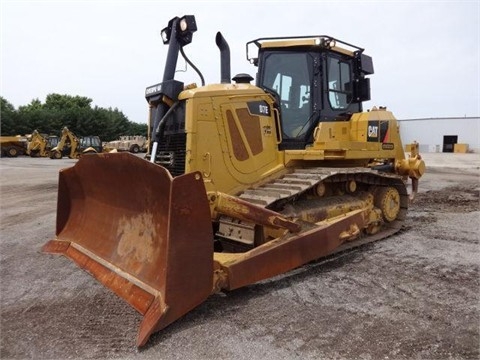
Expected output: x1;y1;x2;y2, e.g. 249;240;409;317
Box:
42;153;214;347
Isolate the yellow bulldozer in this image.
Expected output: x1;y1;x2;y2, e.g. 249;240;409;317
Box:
43;15;425;347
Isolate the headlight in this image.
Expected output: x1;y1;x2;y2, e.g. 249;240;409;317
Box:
180;18;188;32
161;29;170;44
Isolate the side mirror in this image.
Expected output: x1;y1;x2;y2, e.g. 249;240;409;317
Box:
357;77;371;102
346;77;371;103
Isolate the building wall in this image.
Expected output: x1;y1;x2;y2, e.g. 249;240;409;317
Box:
397;117;480;153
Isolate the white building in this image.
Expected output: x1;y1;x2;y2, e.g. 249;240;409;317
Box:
398;117;480;153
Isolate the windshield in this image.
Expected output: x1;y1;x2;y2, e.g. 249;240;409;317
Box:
81;137;100;148
260;52;314;139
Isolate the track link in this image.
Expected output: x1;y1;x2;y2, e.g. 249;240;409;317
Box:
217;167;409;251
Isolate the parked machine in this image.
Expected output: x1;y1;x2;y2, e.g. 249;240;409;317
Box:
78;135;103;154
43;15;425;347
49;127;102;159
104;135;147;153
26;130;59;157
0;135;28;157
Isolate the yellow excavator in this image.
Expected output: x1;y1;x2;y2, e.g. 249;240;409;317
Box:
43;15;425;347
49;126;102;159
26;130;59;157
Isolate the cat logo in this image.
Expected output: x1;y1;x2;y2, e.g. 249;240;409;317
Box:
367;120;389;143
368;125;378;138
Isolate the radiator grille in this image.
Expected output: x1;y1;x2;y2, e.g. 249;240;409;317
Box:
157;133;186;177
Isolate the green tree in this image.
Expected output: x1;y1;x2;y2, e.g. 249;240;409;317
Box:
0;97;18;135
44;94;92;110
2;94;146;141
128;122;148;137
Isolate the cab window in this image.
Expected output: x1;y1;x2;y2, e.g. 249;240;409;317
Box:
327;57;352;110
261;52;313;139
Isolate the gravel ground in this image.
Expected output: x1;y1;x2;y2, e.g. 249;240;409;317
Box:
0;153;479;359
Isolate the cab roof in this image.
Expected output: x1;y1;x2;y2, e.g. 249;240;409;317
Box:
246;35;364;63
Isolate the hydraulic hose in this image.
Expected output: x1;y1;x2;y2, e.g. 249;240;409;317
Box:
150;101;180;163
180;47;205;86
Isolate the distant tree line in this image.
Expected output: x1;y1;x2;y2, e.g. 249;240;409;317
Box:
0;94;148;142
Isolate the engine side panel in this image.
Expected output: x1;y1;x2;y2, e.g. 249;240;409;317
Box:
184;85;285;195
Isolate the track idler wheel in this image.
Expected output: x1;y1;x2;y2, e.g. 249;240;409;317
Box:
374;186;400;222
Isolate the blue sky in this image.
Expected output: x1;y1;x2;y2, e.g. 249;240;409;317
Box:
1;0;479;122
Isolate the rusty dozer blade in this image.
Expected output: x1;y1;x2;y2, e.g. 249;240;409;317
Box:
42;153;214;346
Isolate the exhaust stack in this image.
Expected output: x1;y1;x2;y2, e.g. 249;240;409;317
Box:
215;32;231;84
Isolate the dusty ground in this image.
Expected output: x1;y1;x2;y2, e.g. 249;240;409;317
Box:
0;153;479;359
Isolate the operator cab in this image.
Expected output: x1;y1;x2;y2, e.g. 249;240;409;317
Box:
247;36;374;150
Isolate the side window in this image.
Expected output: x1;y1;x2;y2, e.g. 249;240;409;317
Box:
271;74;311;111
327;57;352;109
272;74;292;104
299;85;310;108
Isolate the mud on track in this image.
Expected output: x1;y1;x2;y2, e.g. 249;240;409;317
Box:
0;154;479;359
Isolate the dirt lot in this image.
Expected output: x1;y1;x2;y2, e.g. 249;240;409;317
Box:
1;153;479;359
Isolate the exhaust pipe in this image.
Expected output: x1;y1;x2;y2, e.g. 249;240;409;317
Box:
215;32;231;84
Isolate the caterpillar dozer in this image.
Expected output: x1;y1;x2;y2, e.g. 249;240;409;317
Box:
43;15;425;347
